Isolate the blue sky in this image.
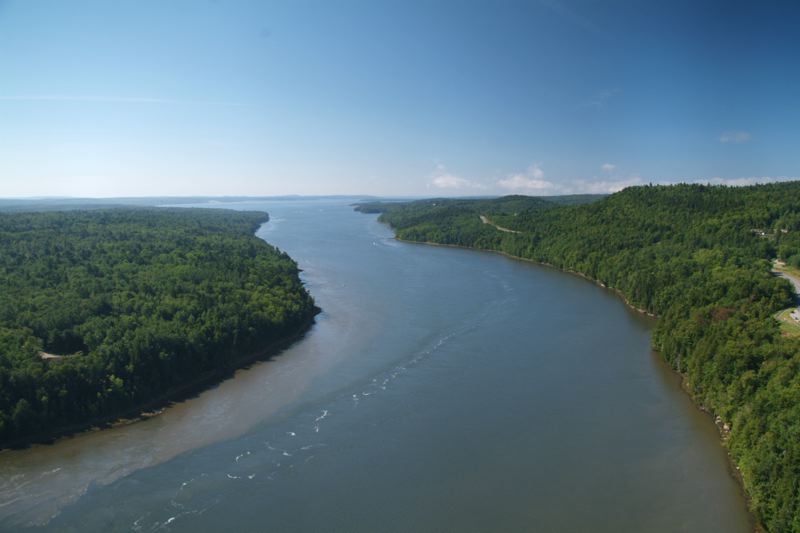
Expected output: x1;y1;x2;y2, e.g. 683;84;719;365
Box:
1;0;798;197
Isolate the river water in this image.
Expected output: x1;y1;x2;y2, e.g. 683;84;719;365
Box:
0;198;752;532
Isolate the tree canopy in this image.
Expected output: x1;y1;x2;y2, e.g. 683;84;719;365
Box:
0;208;317;447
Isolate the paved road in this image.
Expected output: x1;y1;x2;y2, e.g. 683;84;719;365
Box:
776;271;800;293
479;214;521;234
774;270;800;309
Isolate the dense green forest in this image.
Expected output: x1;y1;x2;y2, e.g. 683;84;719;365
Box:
0;208;318;447
357;182;800;533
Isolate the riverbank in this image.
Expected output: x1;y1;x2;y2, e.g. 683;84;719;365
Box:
389;232;760;532
1;310;319;451
395;236;658;317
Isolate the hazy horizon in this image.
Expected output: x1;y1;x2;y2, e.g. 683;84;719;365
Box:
2;1;798;197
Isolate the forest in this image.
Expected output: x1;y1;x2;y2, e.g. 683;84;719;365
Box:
0;208;318;447
357;182;800;533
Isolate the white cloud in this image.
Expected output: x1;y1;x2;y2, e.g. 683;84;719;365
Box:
429;164;484;190
434;161;799;200
497;174;554;191
495;164;643;195
497;165;555;192
432;173;471;189
569;176;644;194
719;130;752;144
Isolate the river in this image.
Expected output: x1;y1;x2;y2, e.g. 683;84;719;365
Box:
0;198;752;532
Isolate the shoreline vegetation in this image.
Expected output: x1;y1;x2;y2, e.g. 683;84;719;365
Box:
1;314;317;451
0;208;319;450
395;236;659;317
356;183;800;533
